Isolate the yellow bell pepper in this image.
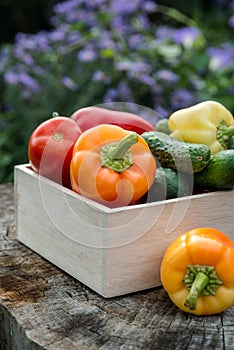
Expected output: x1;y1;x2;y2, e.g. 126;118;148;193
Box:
168;101;234;154
160;227;234;315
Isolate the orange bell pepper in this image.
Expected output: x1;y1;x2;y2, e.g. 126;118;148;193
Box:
70;124;156;208
160;227;234;315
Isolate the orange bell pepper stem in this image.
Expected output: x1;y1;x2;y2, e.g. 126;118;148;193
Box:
100;132;138;172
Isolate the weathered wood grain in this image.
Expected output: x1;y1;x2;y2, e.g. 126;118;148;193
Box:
1;183;234;350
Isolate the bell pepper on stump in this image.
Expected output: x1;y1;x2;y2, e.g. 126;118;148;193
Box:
168;101;234;154
70;124;156;208
160;227;234;315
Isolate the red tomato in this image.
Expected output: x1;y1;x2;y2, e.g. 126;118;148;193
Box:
71;106;155;134
28;116;81;188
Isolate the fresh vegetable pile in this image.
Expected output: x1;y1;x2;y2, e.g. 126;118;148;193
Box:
28;107;156;206
28;100;234;205
145;100;234;201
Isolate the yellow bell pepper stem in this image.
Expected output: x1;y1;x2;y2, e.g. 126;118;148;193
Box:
217;120;234;148
168;101;234;154
183;265;223;311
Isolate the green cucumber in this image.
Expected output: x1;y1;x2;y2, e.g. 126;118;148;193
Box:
194;150;234;190
147;167;192;202
142;131;210;173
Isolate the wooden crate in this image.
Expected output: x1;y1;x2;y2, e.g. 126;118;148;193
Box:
14;164;234;298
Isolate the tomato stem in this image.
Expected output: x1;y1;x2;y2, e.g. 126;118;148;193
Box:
183;265;223;311
53;132;64;142
52;111;59;118
100;132;138;172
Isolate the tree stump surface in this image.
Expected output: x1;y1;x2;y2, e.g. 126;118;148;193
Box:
0;183;234;350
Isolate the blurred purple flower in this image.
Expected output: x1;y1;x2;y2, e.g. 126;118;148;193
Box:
207;43;234;70
170;89;194;110
98;31;117;51
15;33;35;50
103;82;134;103
60;9;80;24
117;81;134;101
92;70;111;84
77;47;97;62
116;60;133;71
112;15;129;34
141;1;157;12
189;76;206;91
15;32;50;53
128;34;145;49
136;73;155;86
123;60;154;86
34;66;46;76
173;27;201;49
18;72;41;92
154;105;169;118
35;32;51;51
4;71;19;85
14;47;34;66
111;0;141;14
155;26;175;42
116;60;152;78
156;70;180;84
49;25;69;42
85;0;106;9
53;0;80;15
132;61;151;74
67;31;81;44
68;10;98;26
228;15;234;28
61;76;78;91
103;88;119;102
136;14;152;30
92;70;104;81
5;68;41;99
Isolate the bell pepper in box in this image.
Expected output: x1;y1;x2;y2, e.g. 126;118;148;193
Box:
71;106;155;134
168;101;234;154
70;124;156;208
160;227;234;315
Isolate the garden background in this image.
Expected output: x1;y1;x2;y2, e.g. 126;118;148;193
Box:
0;0;233;183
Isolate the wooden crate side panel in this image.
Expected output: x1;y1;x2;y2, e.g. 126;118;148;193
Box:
103;190;234;297
15;166;106;295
